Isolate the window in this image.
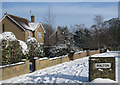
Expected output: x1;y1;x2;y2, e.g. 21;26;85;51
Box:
2;24;4;33
28;31;31;38
37;32;42;38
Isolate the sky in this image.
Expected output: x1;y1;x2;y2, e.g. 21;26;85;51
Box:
2;2;118;29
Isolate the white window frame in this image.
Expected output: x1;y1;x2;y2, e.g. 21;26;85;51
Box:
37;32;42;38
28;31;31;38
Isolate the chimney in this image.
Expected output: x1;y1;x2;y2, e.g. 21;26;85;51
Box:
31;15;35;22
57;26;61;31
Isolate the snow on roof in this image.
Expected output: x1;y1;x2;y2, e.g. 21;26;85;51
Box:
91;78;117;83
2;32;17;41
21;22;40;31
18;40;28;55
40;23;46;33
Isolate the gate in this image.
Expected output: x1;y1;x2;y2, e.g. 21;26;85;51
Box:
29;57;36;72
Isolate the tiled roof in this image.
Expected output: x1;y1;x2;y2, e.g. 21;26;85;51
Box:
8;14;30;30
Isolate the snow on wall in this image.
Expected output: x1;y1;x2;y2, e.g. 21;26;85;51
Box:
91;52;115;57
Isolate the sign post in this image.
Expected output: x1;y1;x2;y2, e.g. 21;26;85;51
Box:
89;56;116;82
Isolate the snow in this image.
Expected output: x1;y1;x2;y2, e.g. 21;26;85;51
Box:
2;32;17;41
1;32;28;55
18;40;28;55
75;51;84;54
0;57;89;83
91;78;117;83
0;34;3;43
0;62;24;68
91;52;115;57
22;22;39;31
39;57;48;61
26;37;37;42
49;57;61;60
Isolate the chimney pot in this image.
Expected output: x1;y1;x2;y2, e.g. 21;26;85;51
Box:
31;15;35;22
57;26;61;31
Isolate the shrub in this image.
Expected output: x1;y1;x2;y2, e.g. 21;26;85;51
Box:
1;32;28;65
26;38;44;58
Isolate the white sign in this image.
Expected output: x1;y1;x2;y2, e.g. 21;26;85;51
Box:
95;63;111;68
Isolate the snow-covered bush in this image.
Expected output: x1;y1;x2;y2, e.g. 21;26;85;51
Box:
49;44;69;57
26;37;44;58
1;32;28;65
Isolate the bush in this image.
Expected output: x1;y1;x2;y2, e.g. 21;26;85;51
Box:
2;40;24;65
1;32;28;65
26;38;44;58
49;44;75;58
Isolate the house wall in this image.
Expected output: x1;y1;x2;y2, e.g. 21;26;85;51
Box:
0;17;25;41
49;29;62;46
25;31;34;40
49;32;57;46
34;24;44;44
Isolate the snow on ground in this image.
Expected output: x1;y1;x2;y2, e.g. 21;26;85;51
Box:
91;78;117;83
0;57;89;83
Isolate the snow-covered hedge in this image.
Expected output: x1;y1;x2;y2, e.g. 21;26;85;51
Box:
49;44;75;59
26;37;44;58
1;32;28;65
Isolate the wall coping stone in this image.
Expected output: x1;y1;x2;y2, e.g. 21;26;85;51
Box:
0;62;25;68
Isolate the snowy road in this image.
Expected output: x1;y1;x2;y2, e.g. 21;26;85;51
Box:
0;57;89;83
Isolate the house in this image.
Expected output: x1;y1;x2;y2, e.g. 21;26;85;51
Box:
49;26;70;46
49;26;62;46
0;13;46;45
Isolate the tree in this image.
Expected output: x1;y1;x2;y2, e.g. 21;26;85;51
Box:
26;38;44;58
43;7;55;46
104;18;120;50
91;15;104;49
74;25;93;49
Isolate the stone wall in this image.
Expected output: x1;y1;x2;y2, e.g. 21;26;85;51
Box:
72;50;100;60
35;56;70;71
89;50;100;56
35;50;100;71
0;60;29;80
73;52;87;60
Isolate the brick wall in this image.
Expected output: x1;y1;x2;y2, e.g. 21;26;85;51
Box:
35;56;70;71
0;60;29;80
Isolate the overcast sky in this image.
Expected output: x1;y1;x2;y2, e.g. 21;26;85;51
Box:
2;2;118;29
